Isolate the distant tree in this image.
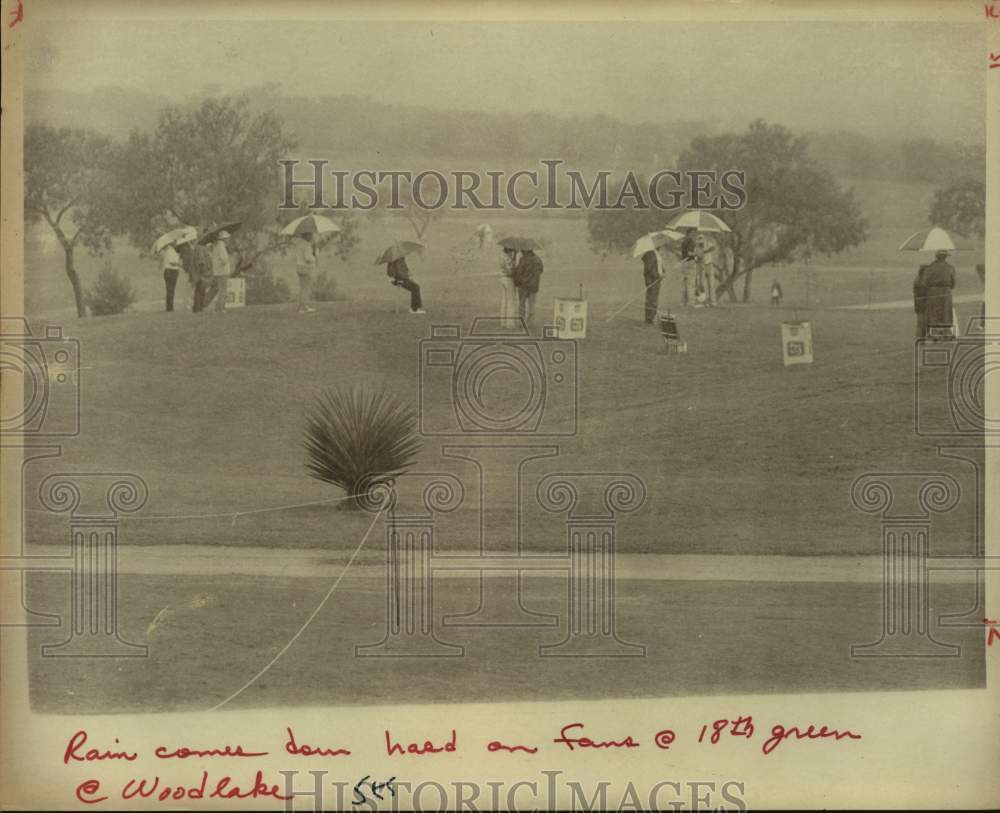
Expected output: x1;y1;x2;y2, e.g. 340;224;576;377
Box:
24;124;117;317
678;120;868;301
586;182;666;258
108;96;298;272
928;178;985;239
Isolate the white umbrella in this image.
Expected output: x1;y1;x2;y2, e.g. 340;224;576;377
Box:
632;229;684;258
898;226;973;252
667;211;732;233
281;213;342;237
152;226;197;254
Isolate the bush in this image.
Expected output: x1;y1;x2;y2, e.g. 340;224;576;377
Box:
85;263;136;316
311;271;341;302
244;268;291;305
303;387;421;509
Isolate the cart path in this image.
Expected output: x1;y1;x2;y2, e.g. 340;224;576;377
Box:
20;544;977;583
838;293;982;311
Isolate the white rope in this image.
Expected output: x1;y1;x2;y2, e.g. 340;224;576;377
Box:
207;499;387;712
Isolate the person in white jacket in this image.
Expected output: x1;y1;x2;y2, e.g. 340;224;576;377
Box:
210;231;232;315
499;246;518;326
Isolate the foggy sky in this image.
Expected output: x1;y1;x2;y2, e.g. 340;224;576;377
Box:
25;19;985;143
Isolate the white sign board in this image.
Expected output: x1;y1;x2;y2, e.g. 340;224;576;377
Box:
554;298;588;339
781;321;813;366
226;277;246;309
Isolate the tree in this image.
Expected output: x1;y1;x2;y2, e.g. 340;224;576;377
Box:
24;125;117;317
678;120;868;302
108;96;298;272
586;179;666;258
928;178;985;239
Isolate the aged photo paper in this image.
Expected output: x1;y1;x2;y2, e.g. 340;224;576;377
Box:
1;0;998;809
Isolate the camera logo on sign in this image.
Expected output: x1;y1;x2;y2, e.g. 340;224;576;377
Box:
0;317;81;437
418;317;578;436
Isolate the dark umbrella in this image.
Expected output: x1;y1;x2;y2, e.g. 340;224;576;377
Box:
375;241;424;265
497;236;542;251
198;221;242;245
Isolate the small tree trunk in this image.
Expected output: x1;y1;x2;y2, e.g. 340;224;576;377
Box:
741;268;754;303
62;241;87;318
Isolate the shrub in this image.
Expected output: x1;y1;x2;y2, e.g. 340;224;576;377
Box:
85;263;136;316
311;271;341;302
244;268;291;305
303;387;421;509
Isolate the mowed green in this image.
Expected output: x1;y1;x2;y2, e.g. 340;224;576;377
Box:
23;219;983;556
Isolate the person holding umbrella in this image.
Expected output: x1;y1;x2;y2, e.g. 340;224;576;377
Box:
513;247;544;326
377;242;425;314
281;213;341;314
500;245;518;326
922;249;956;339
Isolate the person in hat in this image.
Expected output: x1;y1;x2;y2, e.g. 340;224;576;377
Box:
294;232;318;314
922;249;956;339
159;240;184;312
210;230;232;315
641;250;663;324
513;247;544;326
386;256;425;314
693;234;717;307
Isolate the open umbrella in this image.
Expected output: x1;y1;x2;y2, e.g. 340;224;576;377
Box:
198;221;242;245
375;241;424;265
632;229;684;259
152;226;197;254
667;211;732;233
898;226;974;252
497;236;542;251
281;213;342;237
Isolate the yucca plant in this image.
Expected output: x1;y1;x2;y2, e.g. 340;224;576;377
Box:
303;387;421;509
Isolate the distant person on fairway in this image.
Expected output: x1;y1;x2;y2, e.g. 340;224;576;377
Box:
913;264;929;338
770;280;783;306
641;250;662;324
294;232;317;314
159;241;184;312
513;248;544;326
922;249;956;339
386;256;425;314
210;231;232;315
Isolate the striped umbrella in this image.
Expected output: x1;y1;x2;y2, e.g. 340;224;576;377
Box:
667;211;732;233
632;229;684;258
898;226;974;252
152;226;197;254
281;213;342;237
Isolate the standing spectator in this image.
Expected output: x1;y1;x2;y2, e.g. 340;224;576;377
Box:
770;280;783;306
641;250;662;324
513;248;544;326
386;256;425;314
913;264;929;339
499;246;518;326
294;232;318;314
922;249;956;339
694;234;717;307
159;242;183;312
679;227;697;306
177;238;214;312
210;230;232;315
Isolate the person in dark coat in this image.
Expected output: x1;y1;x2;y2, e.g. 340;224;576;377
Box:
923;250;956;338
386;256;424;314
513;248;544;325
177;239;216;313
913;264;929;339
641;251;662;324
